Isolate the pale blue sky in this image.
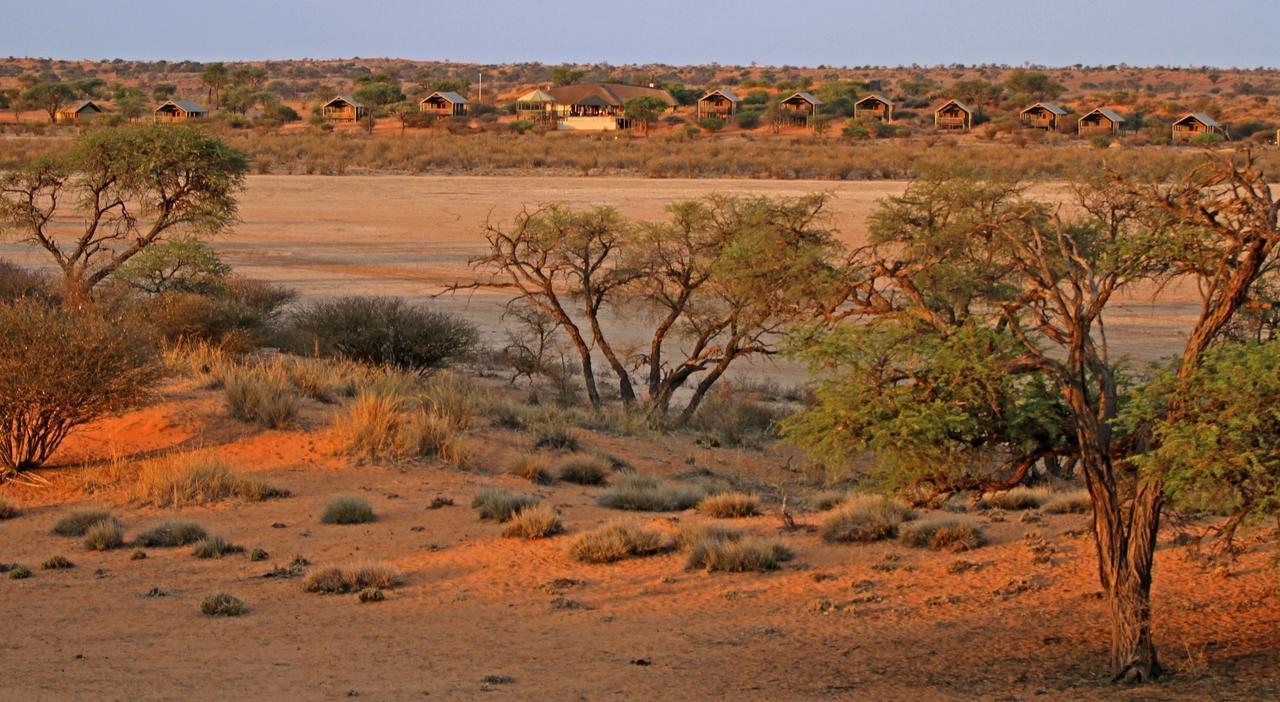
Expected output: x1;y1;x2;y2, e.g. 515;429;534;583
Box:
3;0;1275;68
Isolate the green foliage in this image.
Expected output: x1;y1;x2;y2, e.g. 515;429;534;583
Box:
734;110;762;130
624;96;669;133
320;496;376;525
1003;69;1065;100
698;117;725;132
550;67;585;86
1190;132;1226;146
285;297;477;371
22;82;75;121
112;239;230;294
353;82;405;107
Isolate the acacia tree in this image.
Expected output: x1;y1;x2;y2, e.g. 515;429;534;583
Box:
0;125;247;301
623;96;668;136
787;156;1280;682
201;62;229;109
23;82;76;123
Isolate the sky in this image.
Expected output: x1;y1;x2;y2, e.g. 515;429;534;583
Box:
2;0;1276;68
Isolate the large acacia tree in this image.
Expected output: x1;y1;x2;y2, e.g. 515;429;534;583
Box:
0;125;247;300
786;156;1280;682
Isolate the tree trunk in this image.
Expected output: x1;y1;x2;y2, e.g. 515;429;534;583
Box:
1106;564;1161;682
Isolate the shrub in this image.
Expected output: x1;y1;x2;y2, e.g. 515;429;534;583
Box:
503;503;563;539
689;385;783;449
223;364;300;429
112;239;230;294
135;453;288;507
1042;489;1093;514
0;497;17;520
735;111;762;130
556;455;610;486
899;520;984;551
532;423;579;451
250;547;269;562
191;536;244;559
569;522;673;563
0;259;48;301
597;474;703;512
821;495;915;543
286;297;477;371
810;491;849;511
471;488;537;523
201;592;245;617
697;493;760;519
321;496;376;525
698;117;726;132
83;521;125;551
978;486;1053;511
141;277;295;350
303;562;401;593
41;555;74;570
0;301;160;474
7;564;32;580
1190;132;1225;146
358;587;385;602
674;522;742;551
51;509;120;537
508;453;552;484
687;537;794;573
135;521;209;547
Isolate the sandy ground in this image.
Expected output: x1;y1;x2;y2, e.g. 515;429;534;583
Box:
0;379;1277;702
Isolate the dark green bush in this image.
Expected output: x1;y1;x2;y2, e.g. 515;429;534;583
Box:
286;297;477;371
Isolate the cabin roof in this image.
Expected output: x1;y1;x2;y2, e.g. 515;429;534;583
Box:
64;100;102;114
700;88;740;103
535;83;676;108
934;99;972;114
323;95;364;109
1022;101;1068;116
856;93;893;107
1082;107;1126;123
156;99;207;113
423;91;468;105
1175;112;1221;127
517;89;557;103
783;91;823;106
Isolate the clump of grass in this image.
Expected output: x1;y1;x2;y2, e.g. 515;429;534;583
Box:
42;555;74;570
7;564;32;580
821;494;916;543
899;520;985;552
597;474;704;512
329;391;466;464
0;497;18;520
83;521;125;551
250;548;269;562
508;453;552;484
192;536;244;559
569;521;673;564
697;492;760;519
485;399;530;430
471;487;537;523
421;370;478;431
810;490;850;511
51;509;120;537
303;562;401;594
130;550;147;560
687;537;794;573
978;486;1054;511
135;453;288;507
358;587;385;603
1042;489;1092;514
224;364;300;429
201;592;245;617
320;496;376;525
675;522;743;551
556;455;610;486
532;423;579;451
135;521;209;548
503;504;563;540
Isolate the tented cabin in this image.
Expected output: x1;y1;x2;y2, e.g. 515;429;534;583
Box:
321;95;367;122
933;99;973;130
1019;102;1068;130
780;92;822;125
420;91;469;118
1172;113;1226;142
854;93;894;123
56;100;103;124
153;99;207;123
1078;107;1125;136
697;89;740;120
514;83;676;131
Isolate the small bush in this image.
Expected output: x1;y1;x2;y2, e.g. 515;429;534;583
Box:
0;259;48;301
224;364;300;429
508;453;552;484
303;562;401;593
569;521;673;563
0;497;17;520
503;503;563;539
556;455;610;486
250;547;269;562
52;509;120;537
136;521;209;547
358;587;385;602
899;520;985;552
697;493;760;519
597;474;703;512
201;592;245;617
978;486;1053;511
83;521;125;551
7;564;32;579
41;555;74;570
532;424;579;451
321;496;376;525
821;495;915;543
687;537;794;573
286;297;477;371
135;453;288;507
810;491;849;511
192;536;244;559
1042;489;1093;514
675;522;742;551
471;488;537;523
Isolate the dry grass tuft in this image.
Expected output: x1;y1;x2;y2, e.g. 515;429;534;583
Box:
978;486;1054;511
899;520;985;552
597;474;704;512
136;521;209;548
358;587;385;603
224;363;300;429
507;453;552;484
201;592;245;617
675;522;743;551
329;391;466;464
556;455;610;486
41;555;74;570
303;562;401;594
821;494;916;543
532;423;579;452
320;496;375;525
503;503;564;540
471;488;538;523
7;564;32;579
51;509;120;537
192;536;245;559
135;453;288;507
686;537;794;573
697;492;760;519
569;521;673;564
83;521;125;551
1041;489;1093;515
